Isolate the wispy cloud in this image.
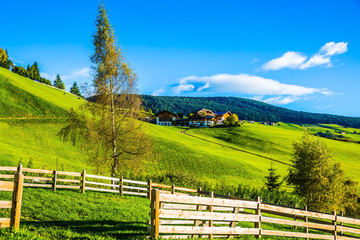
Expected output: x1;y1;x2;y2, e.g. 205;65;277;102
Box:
151;88;165;96
262;42;348;71
172;73;332;105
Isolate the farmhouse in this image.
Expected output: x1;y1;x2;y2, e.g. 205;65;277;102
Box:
214;111;232;124
155;110;178;126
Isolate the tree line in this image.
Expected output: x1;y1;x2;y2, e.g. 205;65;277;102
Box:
0;48;83;97
142;95;360;128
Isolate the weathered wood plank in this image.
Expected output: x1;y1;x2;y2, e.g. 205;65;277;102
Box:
0;200;12;209
152;183;172;189
56;171;81;177
85;181;119;188
261;230;334;239
56;178;81;183
0;181;14;191
22;168;53;174
160;234;228;239
159;209;259;222
337;236;360;240
338;216;360;226
85;187;118;193
23;183;52;188
261;203;335;220
159;226;260;235
86;174;119;181
174;186;198;193
123;191;147;196
159;193;257;209
337;225;360;235
24;176;53;181
123;185;148;191
261;216;335;231
0;167;17;171
123;179;148;185
0;218;10;228
56;185;81;189
0;174;15;179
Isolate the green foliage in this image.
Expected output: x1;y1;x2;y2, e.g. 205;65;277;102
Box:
69;81;82;97
0;48;12;70
287;132;358;212
53;74;65;89
227;113;239;124
142;95;360;128
29;61;40;80
265;164;282;192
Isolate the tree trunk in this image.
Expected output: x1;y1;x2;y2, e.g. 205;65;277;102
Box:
111;91;118;177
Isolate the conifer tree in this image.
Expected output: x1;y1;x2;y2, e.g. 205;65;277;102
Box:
30;61;40;80
53;74;65;89
70;81;82;97
264;164;282;192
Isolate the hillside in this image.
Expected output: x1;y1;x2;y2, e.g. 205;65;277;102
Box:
0;67;84;118
142;95;360;128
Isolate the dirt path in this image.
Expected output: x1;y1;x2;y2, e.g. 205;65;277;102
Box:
181;129;292;167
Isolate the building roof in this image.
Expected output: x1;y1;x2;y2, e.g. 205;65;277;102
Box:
155;110;178;118
205;115;215;119
214;111;231;116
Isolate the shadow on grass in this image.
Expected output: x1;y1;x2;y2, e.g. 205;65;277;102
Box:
22;220;149;239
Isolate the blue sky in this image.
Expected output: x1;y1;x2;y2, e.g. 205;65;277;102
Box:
1;0;360;116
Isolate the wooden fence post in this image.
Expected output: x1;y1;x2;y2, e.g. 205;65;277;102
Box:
333;211;337;240
171;184;175;194
148;179;152;199
10;167;24;230
150;189;160;239
53;170;57;192
209;191;214;240
294;204;298;230
340;211;344;236
81;169;86;194
198;187;202;197
305;205;309;240
255;196;262;239
120;175;123;197
227;192;231;199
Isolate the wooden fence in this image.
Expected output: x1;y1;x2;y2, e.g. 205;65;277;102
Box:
0;165;198;199
0;166;24;230
150;190;360;240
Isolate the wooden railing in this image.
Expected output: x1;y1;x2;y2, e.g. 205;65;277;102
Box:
0;165;198;199
0;166;24;230
150;190;360;240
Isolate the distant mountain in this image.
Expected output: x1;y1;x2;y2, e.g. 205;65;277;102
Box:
141;95;360;128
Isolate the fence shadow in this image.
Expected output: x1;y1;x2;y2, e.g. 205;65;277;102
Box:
22;220;149;239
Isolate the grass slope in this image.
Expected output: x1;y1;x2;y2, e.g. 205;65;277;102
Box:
0;75;68;118
187;122;360;184
0;68;84;115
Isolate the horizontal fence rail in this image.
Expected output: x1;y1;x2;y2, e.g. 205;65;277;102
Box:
150;190;360;240
0;165;198;199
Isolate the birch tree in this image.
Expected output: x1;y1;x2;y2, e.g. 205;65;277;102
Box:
60;4;150;176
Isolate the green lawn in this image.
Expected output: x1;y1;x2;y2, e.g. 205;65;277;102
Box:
187;122;360;184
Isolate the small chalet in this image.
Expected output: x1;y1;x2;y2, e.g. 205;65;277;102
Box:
155;110;178;126
214;111;232;124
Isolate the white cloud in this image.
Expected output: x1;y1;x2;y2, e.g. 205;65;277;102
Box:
172;73;331;105
151;88;165;96
300;54;330;69
40;72;53;79
197;82;210;92
62;67;90;80
319;42;348;56
262;96;300;105
262;42;348;70
262;51;307;70
173;79;195;94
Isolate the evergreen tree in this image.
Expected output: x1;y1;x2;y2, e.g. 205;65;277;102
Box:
30;61;40;80
70;81;82;97
264;164;282;192
0;48;10;69
53;74;65;89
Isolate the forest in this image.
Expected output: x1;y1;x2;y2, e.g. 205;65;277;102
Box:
142;95;360;128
